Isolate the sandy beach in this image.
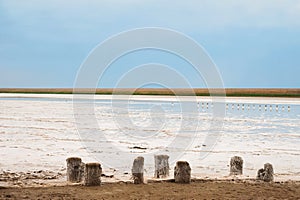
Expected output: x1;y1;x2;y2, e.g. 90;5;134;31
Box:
1;180;300;200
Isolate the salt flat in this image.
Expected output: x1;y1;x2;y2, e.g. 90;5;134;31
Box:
0;93;299;184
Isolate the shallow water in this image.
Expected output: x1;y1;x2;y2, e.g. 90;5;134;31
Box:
0;94;299;181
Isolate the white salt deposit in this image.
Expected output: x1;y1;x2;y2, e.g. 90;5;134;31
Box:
0;93;299;183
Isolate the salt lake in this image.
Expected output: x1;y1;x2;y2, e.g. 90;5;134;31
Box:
0;93;299;182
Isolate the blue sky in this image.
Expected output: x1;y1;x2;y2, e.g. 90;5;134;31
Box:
0;0;300;88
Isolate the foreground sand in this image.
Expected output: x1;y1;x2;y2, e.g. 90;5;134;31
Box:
1;180;300;200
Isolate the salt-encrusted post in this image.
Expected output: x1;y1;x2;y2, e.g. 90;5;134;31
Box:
132;156;144;184
154;155;169;178
174;161;191;183
84;163;102;186
257;163;274;182
66;157;84;183
230;156;243;175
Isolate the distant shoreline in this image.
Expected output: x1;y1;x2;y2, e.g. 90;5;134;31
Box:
0;88;299;97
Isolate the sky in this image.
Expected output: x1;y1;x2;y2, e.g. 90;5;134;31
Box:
0;0;300;88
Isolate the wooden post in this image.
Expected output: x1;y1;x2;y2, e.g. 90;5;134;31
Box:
229;156;243;175
257;163;274;182
66;157;84;183
84;163;102;186
154;155;169;178
132;156;144;184
174;161;191;184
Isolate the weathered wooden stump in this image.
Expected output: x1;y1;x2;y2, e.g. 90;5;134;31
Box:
229;156;243;175
84;163;102;186
174;161;191;184
132;156;144;184
154;155;169;178
257;163;274;182
66;157;84;183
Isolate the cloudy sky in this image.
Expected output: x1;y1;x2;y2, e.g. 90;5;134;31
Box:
1;0;300;88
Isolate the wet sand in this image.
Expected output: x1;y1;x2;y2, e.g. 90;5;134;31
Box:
1;180;300;200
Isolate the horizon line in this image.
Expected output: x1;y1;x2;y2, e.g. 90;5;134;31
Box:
0;88;299;97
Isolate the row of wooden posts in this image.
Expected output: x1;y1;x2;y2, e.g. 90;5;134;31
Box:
66;155;274;186
196;102;291;112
